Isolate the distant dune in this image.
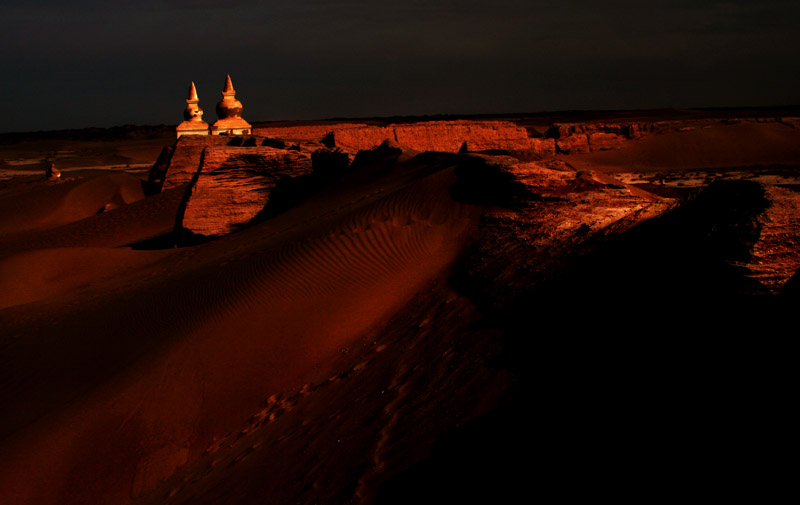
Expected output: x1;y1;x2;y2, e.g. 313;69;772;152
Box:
568;120;800;171
0;171;145;235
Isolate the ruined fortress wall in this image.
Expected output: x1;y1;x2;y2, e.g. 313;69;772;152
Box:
257;120;557;155
179;146;313;237
328;121;538;154
162;136;231;190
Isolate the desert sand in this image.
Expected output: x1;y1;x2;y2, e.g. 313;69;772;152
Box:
0;108;797;504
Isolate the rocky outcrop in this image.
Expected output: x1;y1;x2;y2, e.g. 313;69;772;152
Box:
554;134;590;154
160;136;230;190
178;146;313;237
547;122;652;154
150;116;800;243
528;137;557;156
452;160;796;314
748;185;800;293
546;122;651;140
451;154;671;307
149;135;350;239
586;132;629;151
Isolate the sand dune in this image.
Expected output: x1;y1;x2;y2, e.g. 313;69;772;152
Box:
0;161;479;504
0;184;185;260
0;247;170;309
0;171;145;236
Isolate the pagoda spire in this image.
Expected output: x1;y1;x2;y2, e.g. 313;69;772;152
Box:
183;81;204;122
176;80;210;137
188;81;199;101
212;74;251;135
223;74;235;94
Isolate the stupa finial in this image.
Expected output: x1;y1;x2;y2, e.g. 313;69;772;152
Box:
211;74;251;135
223;74;235;94
188;81;199;101
177;80;210;137
183;81;204;122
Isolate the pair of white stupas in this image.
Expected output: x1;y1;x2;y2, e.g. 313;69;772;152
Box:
176;75;251;137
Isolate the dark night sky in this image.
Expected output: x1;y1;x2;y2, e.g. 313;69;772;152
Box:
1;0;799;133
